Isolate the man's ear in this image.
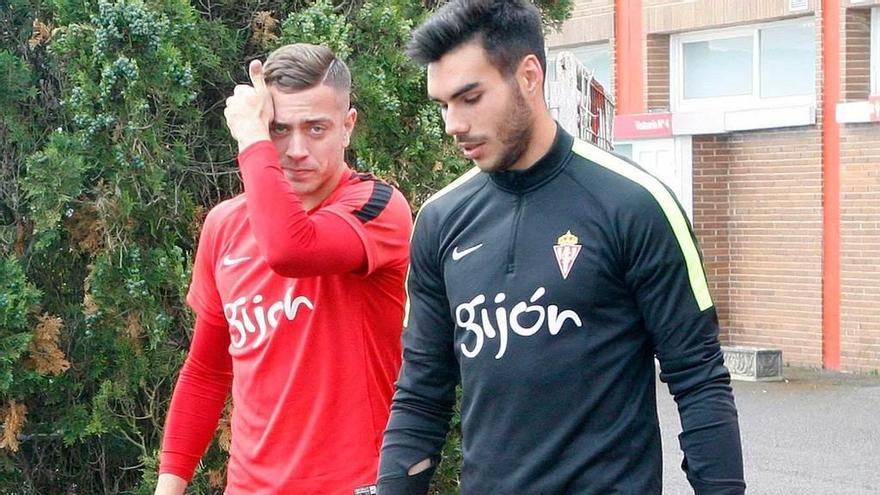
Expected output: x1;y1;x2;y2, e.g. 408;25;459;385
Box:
517;54;544;96
343;107;357;147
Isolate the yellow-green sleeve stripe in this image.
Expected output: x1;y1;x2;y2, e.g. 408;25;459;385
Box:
571;139;714;311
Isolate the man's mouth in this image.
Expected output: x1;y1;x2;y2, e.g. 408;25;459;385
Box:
459;141;486;159
283;168;313;179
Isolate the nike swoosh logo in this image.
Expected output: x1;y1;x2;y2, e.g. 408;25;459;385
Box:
222;255;252;267
452;243;483;261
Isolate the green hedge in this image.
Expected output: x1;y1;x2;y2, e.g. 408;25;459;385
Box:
0;1;570;493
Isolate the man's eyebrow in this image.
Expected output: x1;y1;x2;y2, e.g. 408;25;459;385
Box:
271;117;333;127
430;82;481;103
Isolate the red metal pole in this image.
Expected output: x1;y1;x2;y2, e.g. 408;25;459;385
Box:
822;0;841;370
615;0;644;115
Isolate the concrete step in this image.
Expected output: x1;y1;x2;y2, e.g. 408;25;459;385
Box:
722;346;783;381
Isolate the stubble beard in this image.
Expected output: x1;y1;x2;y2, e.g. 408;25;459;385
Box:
488;83;533;173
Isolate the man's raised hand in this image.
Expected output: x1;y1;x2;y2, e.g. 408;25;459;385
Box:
224;59;275;152
248;59;275;130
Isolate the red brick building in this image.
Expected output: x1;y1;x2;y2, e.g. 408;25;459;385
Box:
546;0;880;372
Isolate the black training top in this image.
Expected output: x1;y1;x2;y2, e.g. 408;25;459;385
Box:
378;126;745;495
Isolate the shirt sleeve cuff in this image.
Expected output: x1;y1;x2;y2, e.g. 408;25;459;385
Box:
237;140;275;164
158;455;199;482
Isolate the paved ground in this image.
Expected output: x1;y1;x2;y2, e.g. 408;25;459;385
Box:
658;366;880;494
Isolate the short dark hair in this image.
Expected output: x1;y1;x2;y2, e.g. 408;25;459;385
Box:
263;43;351;94
407;0;546;77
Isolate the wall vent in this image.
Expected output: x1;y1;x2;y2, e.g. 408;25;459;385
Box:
788;0;808;12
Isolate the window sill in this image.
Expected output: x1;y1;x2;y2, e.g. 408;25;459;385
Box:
835;97;880;124
671;104;816;135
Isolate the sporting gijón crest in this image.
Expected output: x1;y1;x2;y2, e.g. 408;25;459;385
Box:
553;230;581;280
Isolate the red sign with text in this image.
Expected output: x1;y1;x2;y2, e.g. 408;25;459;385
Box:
614;112;673;140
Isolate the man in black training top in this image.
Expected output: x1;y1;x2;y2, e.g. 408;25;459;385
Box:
377;1;746;494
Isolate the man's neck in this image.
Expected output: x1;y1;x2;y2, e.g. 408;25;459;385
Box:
300;165;347;211
509;112;558;171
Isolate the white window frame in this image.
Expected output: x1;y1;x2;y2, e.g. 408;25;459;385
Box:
670;18;816;113
872;8;879;96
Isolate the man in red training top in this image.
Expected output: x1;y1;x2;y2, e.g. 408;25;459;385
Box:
154;43;412;495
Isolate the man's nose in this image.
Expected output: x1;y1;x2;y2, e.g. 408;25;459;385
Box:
285;132;309;161
444;106;469;136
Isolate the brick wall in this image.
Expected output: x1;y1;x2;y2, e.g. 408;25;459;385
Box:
691;136;733;338
545;0;615;98
629;3;828;366
646;0;697;7
847;0;880;7
679;9;826;366
570;0;615;17
645;34;670;110
693;130;825;366
546;0;613;46
549;0;880;372
840;124;880;372
839;2;880;372
843;8;872;100
609;34;617;99
645;0;817;34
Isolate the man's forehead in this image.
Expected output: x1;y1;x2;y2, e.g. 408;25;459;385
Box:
269;85;349;120
270;106;339;127
269;83;349;105
272;115;334;126
426;43;498;99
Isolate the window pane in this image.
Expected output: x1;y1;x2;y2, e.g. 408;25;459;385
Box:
569;44;612;91
547;54;558;83
760;22;816;98
683;36;753;99
547;43;612;90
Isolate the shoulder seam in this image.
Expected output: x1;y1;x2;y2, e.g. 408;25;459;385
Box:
352;181;394;224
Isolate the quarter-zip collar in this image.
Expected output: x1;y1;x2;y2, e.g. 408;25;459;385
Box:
489;124;573;193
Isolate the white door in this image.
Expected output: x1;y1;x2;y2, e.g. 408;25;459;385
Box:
613;137;693;220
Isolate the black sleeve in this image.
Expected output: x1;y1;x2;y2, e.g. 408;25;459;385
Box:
622;185;746;495
376;464;435;495
377;206;459;494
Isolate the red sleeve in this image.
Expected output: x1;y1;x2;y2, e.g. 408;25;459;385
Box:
186;208;226;327
320;177;413;276
237;141;367;278
159;316;232;481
